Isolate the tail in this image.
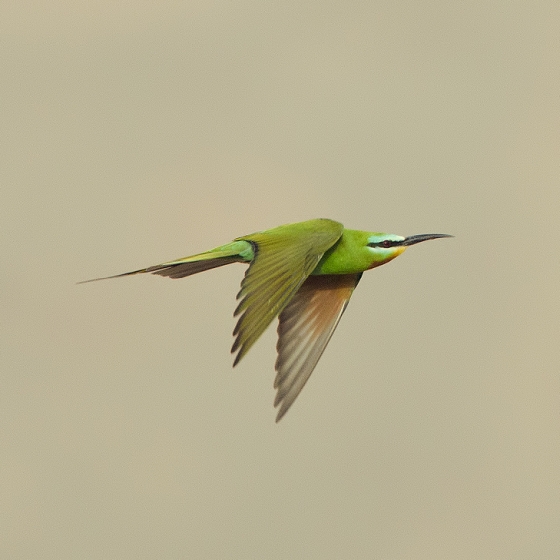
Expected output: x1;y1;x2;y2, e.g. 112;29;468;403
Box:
78;240;252;284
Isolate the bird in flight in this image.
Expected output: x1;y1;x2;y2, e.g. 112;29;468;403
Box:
81;218;452;421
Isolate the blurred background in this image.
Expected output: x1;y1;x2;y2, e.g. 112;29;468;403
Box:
1;2;559;558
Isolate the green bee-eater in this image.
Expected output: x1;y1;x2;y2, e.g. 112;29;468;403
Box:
82;219;452;421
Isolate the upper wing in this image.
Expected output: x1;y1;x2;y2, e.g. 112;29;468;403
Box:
231;219;343;365
273;273;362;422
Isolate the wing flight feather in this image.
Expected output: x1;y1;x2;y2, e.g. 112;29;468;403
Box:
274;273;362;421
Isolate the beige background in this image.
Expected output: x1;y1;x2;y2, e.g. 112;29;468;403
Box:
2;2;559;558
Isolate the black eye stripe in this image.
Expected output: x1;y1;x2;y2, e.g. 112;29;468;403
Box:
368;240;399;248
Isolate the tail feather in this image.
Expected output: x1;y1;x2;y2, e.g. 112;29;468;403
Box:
150;256;241;279
78;241;253;284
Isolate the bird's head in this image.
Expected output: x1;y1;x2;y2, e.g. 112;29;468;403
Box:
366;232;453;269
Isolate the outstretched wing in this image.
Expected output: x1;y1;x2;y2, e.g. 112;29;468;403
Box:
231;219;343;365
273;273;362;422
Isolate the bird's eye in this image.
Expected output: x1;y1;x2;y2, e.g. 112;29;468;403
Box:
381;240;393;248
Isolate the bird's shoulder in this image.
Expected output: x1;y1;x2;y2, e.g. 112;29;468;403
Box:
235;218;343;256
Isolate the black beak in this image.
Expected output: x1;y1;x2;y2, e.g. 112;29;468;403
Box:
402;233;454;246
